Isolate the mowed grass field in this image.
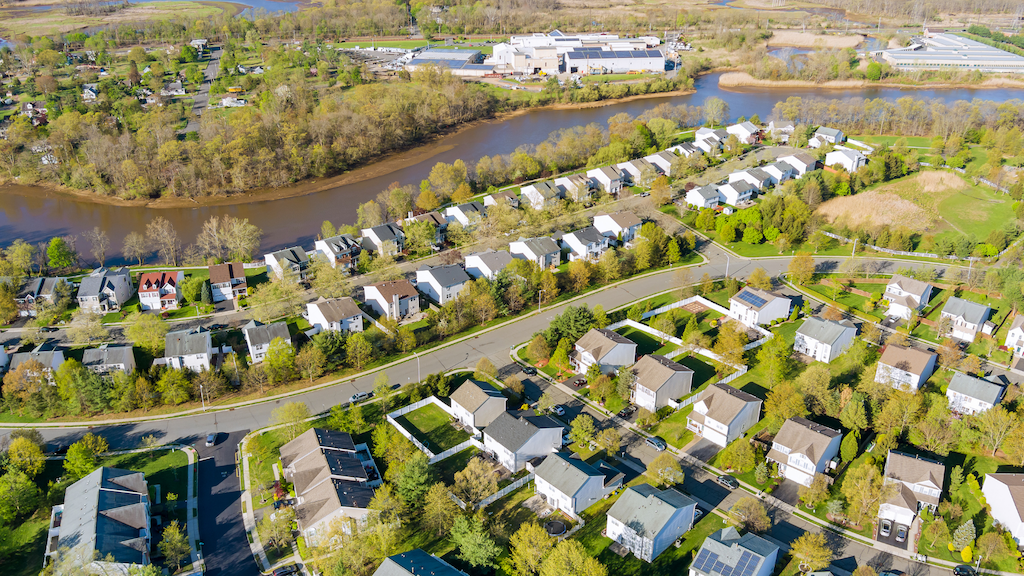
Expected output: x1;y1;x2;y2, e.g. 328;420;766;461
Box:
0;1;226;36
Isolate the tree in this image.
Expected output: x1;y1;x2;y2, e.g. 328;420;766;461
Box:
791;532;833;571
729;497;770;533
799;473;831;509
765;382;807;431
475;357;497;380
156;519;189;571
0;471;39;524
271;402;311;441
146;217;180;266
8;436;45;477
373;371;393;412
527;334;550;361
595;428;621;454
842;461;891;525
83;227;110;266
295;344;326;385
570;414;596;446
712;323;747;373
976;532;1009;561
397;452;432;505
247;277;305;322
952;519;975;551
646;452;684;486
454;457;498;507
258;507;295;554
264;337;296;384
747;267;772;290
347;332;372;370
423;482;460;536
64;433;108;480
976;405;1015;455
923;519;950;551
540;539;606;576
123;231;147;266
719;438;755;472
124;312;169;355
47;237;77;270
538;392;557;413
788;252;816;284
368;482;404;524
756;331;792;389
510;522;554;576
451;516;501;568
67;309;109;344
181;276;204;303
840;433;860;462
309;257;352;299
156;369;191;405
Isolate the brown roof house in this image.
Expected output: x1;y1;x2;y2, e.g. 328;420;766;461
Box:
875;345;937;392
363;280;420;321
570;328;637;376
449;380;507;429
209;262;248;302
686;383;762;448
280;428;382;545
628;355;693;413
766;417;842;487
878;451;944;527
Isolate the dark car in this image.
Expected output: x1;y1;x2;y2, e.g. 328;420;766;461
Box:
272;565;299;576
522;366;537;375
210;323;227;330
39;326;58;333
716;475;739;490
273;498;296;510
617;405;636;418
953;566;978;576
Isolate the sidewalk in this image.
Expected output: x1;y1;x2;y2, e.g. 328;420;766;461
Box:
238;434;272;572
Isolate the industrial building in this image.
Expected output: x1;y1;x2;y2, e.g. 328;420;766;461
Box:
565;48;666;75
485;30;665;76
405;49;495;77
876;33;1024;73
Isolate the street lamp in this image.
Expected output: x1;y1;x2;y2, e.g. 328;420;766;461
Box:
199;384;206;411
414;350;421;384
538;289;547;313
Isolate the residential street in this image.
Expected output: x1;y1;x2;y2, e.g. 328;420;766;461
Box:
197;430;260;576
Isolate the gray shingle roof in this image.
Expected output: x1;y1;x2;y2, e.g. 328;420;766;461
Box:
769;417;840;464
467;249;513;274
694;185;720;200
77;267;130;299
947;371;1004;406
269;246;309;267
730;287;787;311
941;296;991;326
574;328;636;363
689;382;760;427
516;236;560;257
746;167;771;182
320;234;361;254
366;223;403;242
600;211;642;229
243;320;290;347
796;316;857;347
82;345;134;369
691;527;779;576
485;412;562;452
884;450;945;489
164;327;210;357
815;126;842;139
534;452;606;497
372;549;468;576
418;264;470;288
309;297;362;323
633;354;692;393
567;226;606;246
608;484;695;539
887;274;931;297
450;380;505;413
58;467;149;566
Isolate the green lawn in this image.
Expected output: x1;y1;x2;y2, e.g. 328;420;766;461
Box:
853;135;934;149
677;355;719;390
394;403;469;453
614;326;678;356
650;404;696;449
6;514;49;576
433;446;479;485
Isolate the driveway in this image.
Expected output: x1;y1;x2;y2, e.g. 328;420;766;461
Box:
877;520;910;550
685;438;722;462
197;430;260;576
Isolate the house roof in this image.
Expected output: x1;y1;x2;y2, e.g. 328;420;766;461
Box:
281;429;373;528
82;345;134;369
77;267;130;298
732;121;758;133
815;127;842;138
9;348;63;371
369;223;405;242
294;477;375;531
1009;314;1024;334
366;280;418;301
766;160;796;174
486;190;518;204
57;467;149;566
689;382;760;426
828;149;866;163
887;274;930;297
769;417;841;464
243;319;291;347
373;549;468;576
746;167;771;182
320;234;361;253
453;201;484;215
984;474;1024;523
467;249;513;273
947;371;1004;406
269;246;309;267
690;527;779;576
941;296;991;326
783;152;816;167
730;287;787;311
633;354;692;393
692;185;720;201
515;236;560;257
607;484;695;539
280;428;357;469
526;181;560;198
410;211;448;227
535;452;607;497
209;262;245;285
485;411;562;452
138;271;181;293
598;211;641;229
884;450;944;492
796;316;857;347
878;345;936;376
566;226;606;246
574;328;636;363
418;264;470;288
309;297;363;323
450;380;506;414
163;327;210;357
592;166;621;181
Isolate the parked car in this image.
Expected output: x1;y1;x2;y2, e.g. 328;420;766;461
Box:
562;430;572;445
552;405;565;416
716;475;739;490
272;566;299;576
895;525;907;543
273;498;296;510
205;433;217;447
522;366;537;375
617;405;636;418
210;323;227;330
349;391;370;403
40;326;58;333
880;519;892;537
954;566;978;576
645;437;667;451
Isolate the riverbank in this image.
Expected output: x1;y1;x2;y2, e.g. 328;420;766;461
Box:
718;71;1024;89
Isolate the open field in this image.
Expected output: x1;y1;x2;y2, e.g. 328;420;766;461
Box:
766;31;865;48
0;1;227;35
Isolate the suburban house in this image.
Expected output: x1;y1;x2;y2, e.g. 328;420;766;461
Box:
666;142;699;157
689;527;779;576
364;280;420;320
161;327;214;372
509;236;561;269
726;121;760;144
307;297;364;334
761;161;797;184
644;150;678;174
209;262;248;302
629;354;693;413
7;277;68;316
82;344;136;375
280;428;382;546
825;149;868;172
82;83;99;101
813;126;846;145
554;173;594;202
243;320;291;363
875;344;938;392
416;264;470;304
570;328;638;375
729;167;773;191
265;246;310;281
1004;315;1024;357
444;201;485;227
593;212;642;244
885;275;932;320
534;452;624;518
687;382;762;448
0;346;7;371
372;550;468;576
560;226;610;262
718;181;756;206
449;380;507;429
685;185;721;209
778;152;818;176
981;474;1024;544
360;223;405;256
482;411;563;472
77;267;133;313
767;120;795;142
946;371;1005;415
586;166;624;196
9;345;66;378
314;234;362;272
137;271;184;311
940;296;993;341
878;451;944;527
793;316;858;363
160;81;185;96
465;249;514;280
44;468;151;573
221;96;247;107
484;190;520;209
403;211;448;246
607;484;696;563
728;287;791;327
616;158;659;187
766;417;842;487
521;181;563;210
694;127;728;154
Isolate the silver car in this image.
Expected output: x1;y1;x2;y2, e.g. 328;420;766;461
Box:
880;519;892;537
896;525;907;542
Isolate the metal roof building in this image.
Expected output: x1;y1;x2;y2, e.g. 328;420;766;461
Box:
878;33;1024;73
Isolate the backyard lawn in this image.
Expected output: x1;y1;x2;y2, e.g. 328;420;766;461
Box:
433;447;480;485
394;403;469;453
615;326;678;357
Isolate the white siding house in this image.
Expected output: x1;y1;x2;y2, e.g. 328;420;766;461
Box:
363;280;420;320
728;287;791;328
592;212;642;244
464;249;513;280
243;320;291;364
875;345;937;392
266;247;310;281
729;168;773;191
885;275;932;320
76;267;133;313
825;149;868;172
449;380;507;429
685;185;721;209
982;474;1024;544
793;316;857;363
482;412;563;472
307;297;364;334
687;383;762;448
209;262;248;302
82;345;136;375
761;161;797;184
360;223;405;255
314;234;362;272
726;121;759;144
1004;315;1024;357
570;328;637;375
444;201;485;227
878;451;944;527
606;484;696;562
554;173;594;203
586;166;624;196
509;237;561;269
777;152;818;176
940;296;993;342
137;271;184;311
560;226;610;262
534;453;623;518
946;371;1004;415
521;181;563;210
415;264;470;304
718;182;756;206
689;528;778;576
629;355;693;413
766;417;842;487
161;328;214;372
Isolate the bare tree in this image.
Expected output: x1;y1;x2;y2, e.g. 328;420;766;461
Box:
123;232;147;266
83;227;109;266
146;217;180;266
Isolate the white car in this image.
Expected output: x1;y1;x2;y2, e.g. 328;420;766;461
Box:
552;405;565;416
349;391;370;403
880;519;892;538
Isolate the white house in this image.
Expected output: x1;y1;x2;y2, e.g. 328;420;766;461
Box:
728;287;791;328
137;271;184;311
814;126;845;145
726;121;759;144
616;158;658;187
243;320;291;364
520;181;563;210
593;212;642;244
761;161;797;184
644;150;678;174
689;528;779;576
560;226;610;262
82;83;99;102
570;328;638;375
465;249;514;280
1004;315;1024;357
553;173;594;203
9;345;66;378
484;190;520;209
606;484;696;562
946;371;1004;415
509;236;561;269
363;280;420;320
718;181;756;206
982;474;1024;544
793;316;857;363
767;120;795;142
161;327;214;372
444;201;485;227
685;185;721;209
729;167;773;191
82;344;136;375
209;262;247;302
534;453;623;518
766;417;842;487
266;246;310;281
482;412;563;472
402;211;448;246
160;82;185;96
586;166;624;196
694;127;728;154
687;383;762;448
825;149;868;172
416;264;470;304
629;355;693;413
221;96;247;107
314;234;362;272
885;275;932;320
307;297;364;334
449;380;507;429
665;142;699;157
361;223;405;256
878;451;944;527
77;267;133;313
940;296;993;342
875;344;937;392
778;152;818;176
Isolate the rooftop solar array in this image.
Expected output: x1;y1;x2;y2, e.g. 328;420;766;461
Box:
736;290;767;308
693;549;758;576
565;49;663;60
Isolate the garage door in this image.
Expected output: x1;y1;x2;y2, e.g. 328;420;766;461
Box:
703;428;728;448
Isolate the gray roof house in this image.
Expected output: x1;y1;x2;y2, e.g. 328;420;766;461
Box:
82;344;136;375
265;246;310;281
520;181;563;210
509;236;561;269
571;328;638;375
767;417;842;487
44;467;151;570
940;296;993;341
606;484;697;562
879;450;944;526
946;371;1005;415
482;412;563;472
372;549;468;576
690;527;780;576
361;223;405;256
243;320;291;363
465;249;513;280
415;264;471;305
794;316;857;363
161;327;213;372
534;452;623;518
444;201;485;227
77;267;133;313
9;344;66;376
449;380;507;429
307;297;364;334
560;226;610;262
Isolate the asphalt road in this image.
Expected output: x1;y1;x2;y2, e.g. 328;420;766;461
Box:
184;47;222;134
197;430;260;576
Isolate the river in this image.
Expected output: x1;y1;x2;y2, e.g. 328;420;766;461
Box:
1;71;1022;257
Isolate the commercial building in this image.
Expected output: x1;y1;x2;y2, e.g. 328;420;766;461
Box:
405;49;495;77
877;33;1024;73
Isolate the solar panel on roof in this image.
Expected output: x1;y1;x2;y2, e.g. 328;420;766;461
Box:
742;560;758;576
736;290;767;308
720;566;733;576
693;549;710;570
701;551;719;572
